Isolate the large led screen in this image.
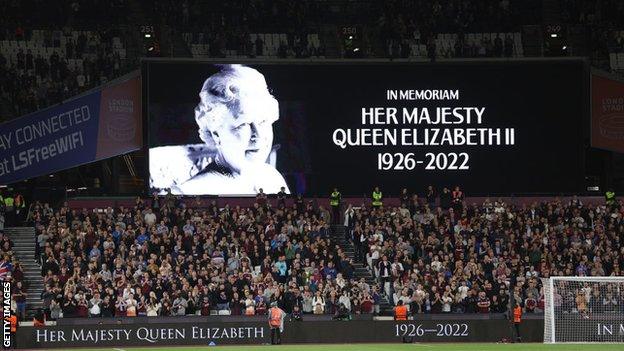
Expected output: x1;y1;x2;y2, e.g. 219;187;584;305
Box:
145;60;584;196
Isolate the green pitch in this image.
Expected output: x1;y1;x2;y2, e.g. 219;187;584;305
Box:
72;343;624;351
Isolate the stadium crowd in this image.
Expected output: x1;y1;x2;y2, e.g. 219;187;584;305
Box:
345;189;624;314
0;28;129;119
29;194;377;319
0;0;623;323
0;187;620;320
0;1;134;121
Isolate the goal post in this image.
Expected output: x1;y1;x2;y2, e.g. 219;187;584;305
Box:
542;276;624;343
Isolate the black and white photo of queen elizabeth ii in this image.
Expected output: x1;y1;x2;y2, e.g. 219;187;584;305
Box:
149;64;290;195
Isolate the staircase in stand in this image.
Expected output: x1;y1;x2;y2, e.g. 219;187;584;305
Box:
4;227;43;316
330;225;392;315
320;25;340;58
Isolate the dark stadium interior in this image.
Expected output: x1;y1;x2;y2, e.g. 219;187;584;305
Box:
0;0;623;349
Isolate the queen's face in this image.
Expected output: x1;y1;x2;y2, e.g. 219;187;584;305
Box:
213;99;274;173
195;66;278;174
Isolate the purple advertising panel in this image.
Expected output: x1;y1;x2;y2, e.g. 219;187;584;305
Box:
0;73;142;184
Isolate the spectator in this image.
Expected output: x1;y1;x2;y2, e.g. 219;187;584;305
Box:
442;291;453;313
477;291;491;313
89;292;102;317
312;291;325;314
332;303;350;320
15;189;622;321
12;281;27;320
144;208;157;226
172;293;187;316
62;292;77;318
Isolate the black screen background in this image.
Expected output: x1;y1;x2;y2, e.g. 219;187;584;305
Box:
145;60;585;196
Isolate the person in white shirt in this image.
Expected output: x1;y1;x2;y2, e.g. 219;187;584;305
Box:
144;209;157;226
172;295;188;316
458;281;469;300
312;291;325;314
442;291;453;312
335;273;347;289
89;293;102;317
431;255;442;272
344;204;355;228
146;301;161;316
338;292;351;311
122;285;135;300
393;288;411;309
244;294;256;315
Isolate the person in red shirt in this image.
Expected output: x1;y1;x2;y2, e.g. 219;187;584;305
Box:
360;293;374;314
537;293;545;312
75;294;88;318
477;291;491;313
115;297;127;317
201;297;211;316
256;299;267;315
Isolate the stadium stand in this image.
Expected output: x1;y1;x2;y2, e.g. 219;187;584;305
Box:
557;0;624;72
1;189;621;320
0;29;129;118
346;194;624;314
2;0;624;124
22;195;379;319
183;33;324;59
0;3;624;350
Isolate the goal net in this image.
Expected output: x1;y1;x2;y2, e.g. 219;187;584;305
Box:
542;276;624;343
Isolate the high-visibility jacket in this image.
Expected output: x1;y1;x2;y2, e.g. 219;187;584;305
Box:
394;305;407;320
4;197;14;209
513;306;522;323
269;307;283;327
372;191;383;207
330;191;341;207
9;315;17;332
606;191;615;205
